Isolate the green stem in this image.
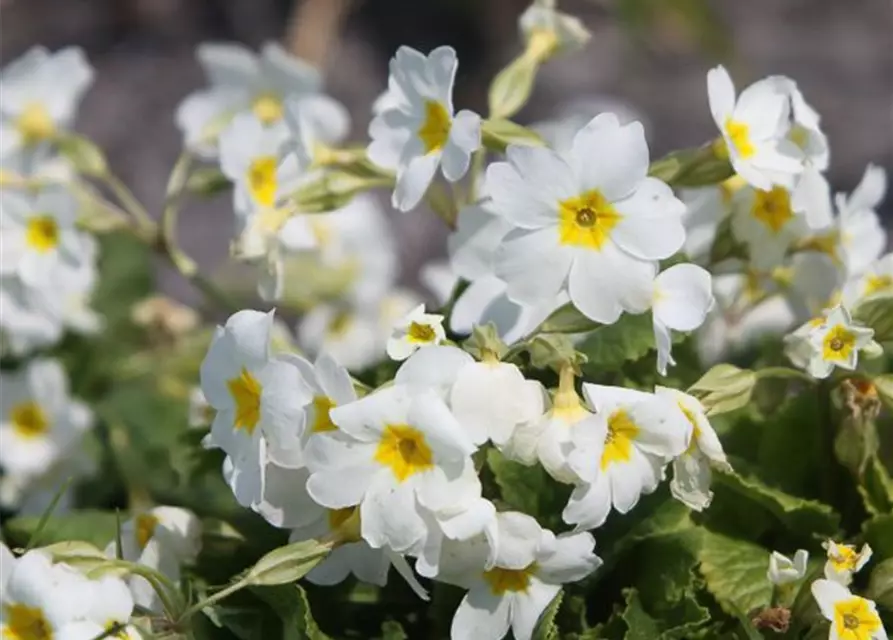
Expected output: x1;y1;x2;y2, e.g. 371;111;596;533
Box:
104;173;156;234
177;578;250;624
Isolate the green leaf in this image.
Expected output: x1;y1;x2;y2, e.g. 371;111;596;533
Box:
866;558;893;611
698;531;772;616
4;510;118;549
481;118;545;152
687;364;756;416
713;469;839;537
250;584;332;640
617;587;711;640
621;589;662;639
488;55;539;120
532;590;563;640
537;302;601;334
291;171;393;213
244;539;333;586
863;514;893;560
579;313;655;373
379;619;408;640
852;293;893;343
38;540;111;572
859;455;893;516
486;449;569;530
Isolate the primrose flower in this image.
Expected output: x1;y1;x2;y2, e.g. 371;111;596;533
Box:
823;541;872;586
105;506;201;613
706;65;802;190
732;184;808;270
386;304;446;361
842;254;893;307
200;310;312;505
679;175;747;262
563;384;691;530
768;549;809;586
176;42;321;157
0;358;93;478
368;46;481;212
805;306;874;379
0;186;90;287
0;46;93;159
833;164;888;276
284;94;351;168
518;0;591;63
489;113;685;324
656;386;730;511
299;303;386;372
651;263;715;375
811;579;887;640
305;384;478;553
440;511;601;640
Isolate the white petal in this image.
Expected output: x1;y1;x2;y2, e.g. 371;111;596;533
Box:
570;114;648;201
393;152;440;212
611;178;686;260
707;65;736;129
792;167;833;230
494;511;541;569
810;579;851;621
451;587;512;640
670;453;714;511
488;146;575;228
442;110;481;182
511;581;562;640
568;243;656;323
395;345;474;395
360;472;426;552
306;463;379;508
496;228;572;307
653;263;714;331
536;532;601;583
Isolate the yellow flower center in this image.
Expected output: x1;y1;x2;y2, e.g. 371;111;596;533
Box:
374;424;434;482
418;100;451;154
135;513;159;550
482;563;537;595
558;189;621;250
246;156;278;208
407;321;437;343
751;186;794;234
252;94;284;126
226;367;262;434
865;274;892;296
2;603;53;640
833;597;881;640
10;401;50;439
25;215;59;253
822;325;856;363
724;117;755;159
311;395;338;433
601;409;640;470
526;28;559;62
16;103;55;145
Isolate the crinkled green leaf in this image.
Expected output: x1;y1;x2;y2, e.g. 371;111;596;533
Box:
250;584;332;640
866;558;893;611
698;531;772;615
859;455;893;516
852;293;893;343
486;449;569;530
532;590;563;640
863;514;893;560
580;313;656;373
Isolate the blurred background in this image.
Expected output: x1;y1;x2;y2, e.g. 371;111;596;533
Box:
2;0;891;301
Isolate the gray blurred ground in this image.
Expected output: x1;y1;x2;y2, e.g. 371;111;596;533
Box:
2;0;891;303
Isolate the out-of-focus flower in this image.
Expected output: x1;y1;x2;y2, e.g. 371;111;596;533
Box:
518;0;591;63
843;254;893;308
131;295;200;339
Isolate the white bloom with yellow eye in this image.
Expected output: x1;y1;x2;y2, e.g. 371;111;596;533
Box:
651;264;715;376
805;306;874;379
823;540;873;586
768;549;809;586
811;579;887;640
284;94;351;168
655;386;730;512
0;550;96;639
386;304;446;361
519;0;591;62
287;351;357;453
0;358;92;478
439;511;601;640
843;254;893;308
563;384;691;530
0;186;90;286
305;384;478;553
104;506;202;614
489;113;685;324
176;42;321;157
200;310;313;505
834;164;887;276
731;184;808;269
0;47;93;159
368;46;481;212
706;65;802;191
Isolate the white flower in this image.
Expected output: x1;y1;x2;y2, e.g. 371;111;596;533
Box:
518;0;590;62
305;384;478;553
176;42;321;157
842;254;893;307
811;579;887;640
0;358;93;478
0;47;93;159
395;345;544;448
441;512;601;640
563;384;691;530
767;549;809;586
298;303;385;372
651;264;714;375
784;314;827;371
386;304;446;361
104;506;201;614
75;575;140;640
834;164;888;276
731;184;808;270
420;261;457;306
678;175;746;262
489;113;685;324
706;65;802;190
284;94;351;168
656;386;730;511
368;46;481;212
805;306;874;379
0;186;90;286
0;550;95;638
200;310;312;505
823;541;873;586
